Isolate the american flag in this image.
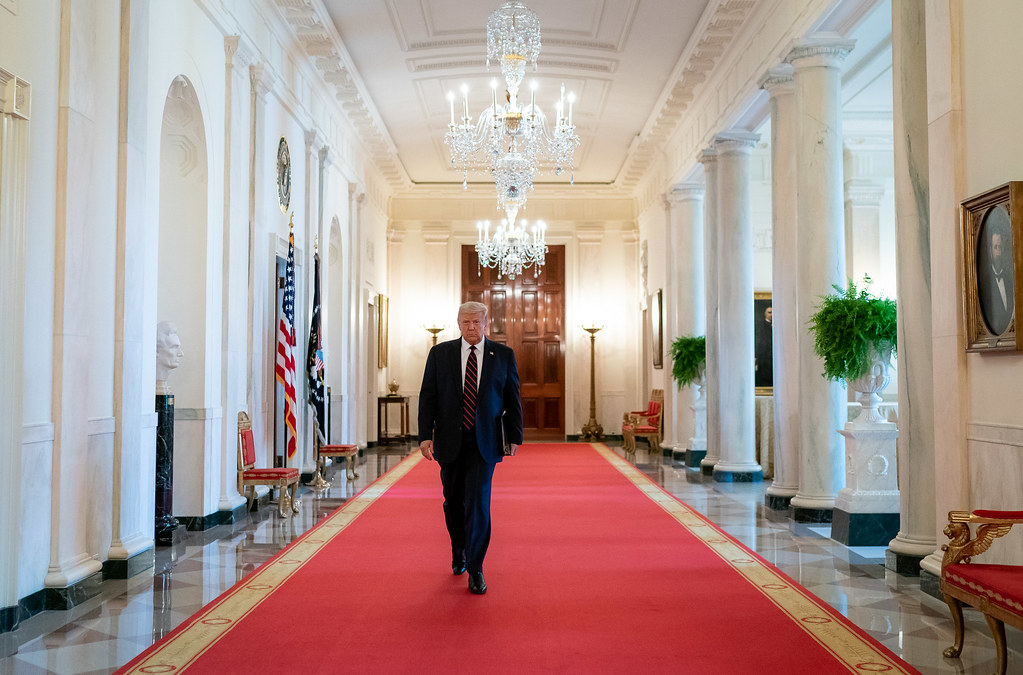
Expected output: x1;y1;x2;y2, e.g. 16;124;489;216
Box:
306;251;325;440
276;229;298;460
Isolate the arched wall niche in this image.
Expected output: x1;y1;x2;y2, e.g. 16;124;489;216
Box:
157;75;208;407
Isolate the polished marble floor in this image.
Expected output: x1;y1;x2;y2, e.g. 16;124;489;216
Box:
1;442;1019;674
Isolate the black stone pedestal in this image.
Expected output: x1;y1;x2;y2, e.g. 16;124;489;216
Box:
831;509;900;546
765;493;793;510
687;449;706;468
885;548;926;577
155;394;182;546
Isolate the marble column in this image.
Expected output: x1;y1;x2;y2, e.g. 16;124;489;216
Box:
0;69;30;621
699;149;721;473
666;184;706;461
919;1;968;586
787;34;855;521
713;131;762;482
844;178;885;285
760;65;801;509
887;0;937;576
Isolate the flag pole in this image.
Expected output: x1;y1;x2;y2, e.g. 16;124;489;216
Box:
307;234;330;489
276;212;299;479
305;233;330;489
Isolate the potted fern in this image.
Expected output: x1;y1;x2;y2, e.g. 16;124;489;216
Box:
809;276;897;423
669;335;707;390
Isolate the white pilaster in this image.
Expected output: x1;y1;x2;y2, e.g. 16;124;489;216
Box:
217;36;249;513
713;131;762;482
109;0;156;564
248;63;275;460
843;178;885;285
0;68;30;608
888;0;938;569
699;149;720;474
787;34;855;519
46;3;110;589
352;189;368;448
760;65;800;507
666;184;706;456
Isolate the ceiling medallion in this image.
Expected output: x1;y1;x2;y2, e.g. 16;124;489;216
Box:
444;1;580;279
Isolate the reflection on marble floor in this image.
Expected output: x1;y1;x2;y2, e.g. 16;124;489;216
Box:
1;443;1019;674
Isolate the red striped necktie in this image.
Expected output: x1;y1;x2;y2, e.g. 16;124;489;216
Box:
463;345;477;429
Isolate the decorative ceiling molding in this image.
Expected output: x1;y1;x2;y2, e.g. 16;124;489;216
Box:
272;0;408;190
408;56;617;75
616;0;758;190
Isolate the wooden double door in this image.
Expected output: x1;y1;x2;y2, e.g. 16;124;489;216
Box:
462;245;565;440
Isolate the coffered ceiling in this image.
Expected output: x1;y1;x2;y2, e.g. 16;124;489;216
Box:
275;0;893;196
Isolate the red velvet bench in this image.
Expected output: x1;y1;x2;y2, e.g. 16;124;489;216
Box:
940;509;1023;675
319;443;359;482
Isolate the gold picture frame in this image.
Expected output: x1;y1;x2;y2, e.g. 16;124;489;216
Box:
377;293;389;368
961;182;1021;352
754;291;773;395
651;288;663;369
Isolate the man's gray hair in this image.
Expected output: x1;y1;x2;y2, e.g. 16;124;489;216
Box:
458;301;489;321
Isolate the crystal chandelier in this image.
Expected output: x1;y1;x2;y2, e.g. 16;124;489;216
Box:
444;2;579;277
475;218;547;280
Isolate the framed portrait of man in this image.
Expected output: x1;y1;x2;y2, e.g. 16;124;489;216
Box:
377;293;389;368
754;292;773;394
961;182;1023;352
651;288;663;369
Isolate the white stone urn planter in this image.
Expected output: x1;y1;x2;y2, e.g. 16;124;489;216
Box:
846;343;893;425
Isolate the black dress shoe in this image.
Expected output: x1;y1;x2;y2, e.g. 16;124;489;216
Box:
468;571;487;595
452;560;466;575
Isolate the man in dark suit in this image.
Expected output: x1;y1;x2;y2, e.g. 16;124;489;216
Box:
978;214;1015;336
418;301;522;595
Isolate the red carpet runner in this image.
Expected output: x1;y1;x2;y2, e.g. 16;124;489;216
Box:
118;444;918;674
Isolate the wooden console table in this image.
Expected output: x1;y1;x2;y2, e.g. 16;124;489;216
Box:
377;396;409;444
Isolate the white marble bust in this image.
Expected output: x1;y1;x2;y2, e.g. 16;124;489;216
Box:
156;321;184;395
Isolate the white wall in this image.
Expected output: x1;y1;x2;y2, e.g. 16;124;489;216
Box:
0;0;390;609
957;1;1023;562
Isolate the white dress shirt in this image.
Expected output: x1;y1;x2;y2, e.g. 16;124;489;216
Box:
460;338;485;386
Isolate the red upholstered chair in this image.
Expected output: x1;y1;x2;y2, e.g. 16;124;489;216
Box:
237;411;299;517
940;509;1023;675
622;389;663;454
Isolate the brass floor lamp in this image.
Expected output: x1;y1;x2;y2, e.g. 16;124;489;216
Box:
579;325;604;441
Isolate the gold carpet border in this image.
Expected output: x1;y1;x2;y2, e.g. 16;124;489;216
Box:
121;453;424;674
593;444;914;675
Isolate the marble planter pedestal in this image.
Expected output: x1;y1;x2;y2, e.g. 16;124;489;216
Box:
832;418;900;546
155;394;185;546
683;376;707;468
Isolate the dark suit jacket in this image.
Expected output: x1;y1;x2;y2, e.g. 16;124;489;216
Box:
418;337;523;464
979;264;1015;336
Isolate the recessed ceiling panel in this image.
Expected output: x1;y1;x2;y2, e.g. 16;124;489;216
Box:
321;0;711;185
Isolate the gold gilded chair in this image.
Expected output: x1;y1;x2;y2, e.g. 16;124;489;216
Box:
237;411;300;517
939;509;1023;675
622;389;663;453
